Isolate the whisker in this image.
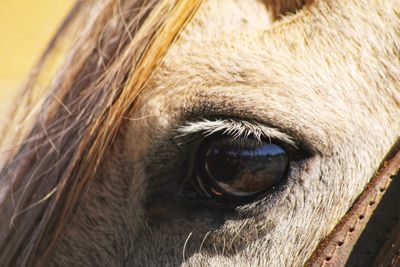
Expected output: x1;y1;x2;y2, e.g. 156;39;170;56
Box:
199;231;211;254
182;231;193;261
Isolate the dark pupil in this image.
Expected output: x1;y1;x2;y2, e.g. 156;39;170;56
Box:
201;138;288;198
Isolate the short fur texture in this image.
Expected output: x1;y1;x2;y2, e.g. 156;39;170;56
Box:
1;0;400;266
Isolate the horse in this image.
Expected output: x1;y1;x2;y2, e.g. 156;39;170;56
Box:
0;0;399;266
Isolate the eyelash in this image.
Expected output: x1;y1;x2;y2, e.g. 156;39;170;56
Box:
177;120;307;162
176;119;297;146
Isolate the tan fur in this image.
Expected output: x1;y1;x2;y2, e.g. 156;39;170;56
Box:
1;0;400;266
121;1;400;266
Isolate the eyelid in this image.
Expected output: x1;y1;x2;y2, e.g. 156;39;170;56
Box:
176;118;297;148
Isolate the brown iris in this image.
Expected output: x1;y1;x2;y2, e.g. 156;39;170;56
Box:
193;137;288;202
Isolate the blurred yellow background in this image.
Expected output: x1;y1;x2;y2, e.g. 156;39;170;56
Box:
0;0;74;111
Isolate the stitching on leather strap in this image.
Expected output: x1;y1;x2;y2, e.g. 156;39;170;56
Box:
305;142;400;267
319;174;394;266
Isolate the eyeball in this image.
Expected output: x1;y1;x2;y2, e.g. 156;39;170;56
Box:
191;136;288;202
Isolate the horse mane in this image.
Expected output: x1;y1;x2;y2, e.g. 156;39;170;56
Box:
0;0;202;265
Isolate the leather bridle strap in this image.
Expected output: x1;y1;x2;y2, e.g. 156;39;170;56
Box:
306;142;400;267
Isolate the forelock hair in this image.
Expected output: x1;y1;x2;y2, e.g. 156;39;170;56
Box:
0;0;202;265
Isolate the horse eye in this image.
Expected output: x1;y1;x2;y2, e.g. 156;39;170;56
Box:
184;136;289;203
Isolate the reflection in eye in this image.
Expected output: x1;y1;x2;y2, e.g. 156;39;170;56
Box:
184;136;289;203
